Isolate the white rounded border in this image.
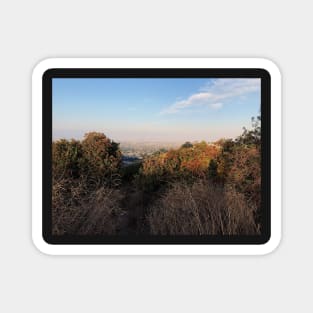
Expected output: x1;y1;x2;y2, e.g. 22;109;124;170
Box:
32;58;281;255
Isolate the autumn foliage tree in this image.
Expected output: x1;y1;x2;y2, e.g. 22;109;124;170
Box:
136;141;220;190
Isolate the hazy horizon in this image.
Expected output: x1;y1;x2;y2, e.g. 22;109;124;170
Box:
53;78;260;142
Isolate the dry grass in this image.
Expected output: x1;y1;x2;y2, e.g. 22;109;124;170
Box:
52;178;125;235
147;180;260;235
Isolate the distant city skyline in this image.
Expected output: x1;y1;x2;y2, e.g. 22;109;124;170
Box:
53;78;260;142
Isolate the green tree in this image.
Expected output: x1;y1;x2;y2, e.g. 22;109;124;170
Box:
236;115;261;146
52;132;122;187
181;141;193;148
208;159;218;180
52;139;83;180
81;132;122;186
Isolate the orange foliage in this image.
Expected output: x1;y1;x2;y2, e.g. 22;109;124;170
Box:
139;142;220;186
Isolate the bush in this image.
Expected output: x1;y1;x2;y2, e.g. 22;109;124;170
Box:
208;159;218;180
52;178;124;235
147;180;260;235
52;139;83;180
121;162;142;182
80;132;122;187
226;146;261;208
52;132;124;235
214;119;261;210
52;132;122;187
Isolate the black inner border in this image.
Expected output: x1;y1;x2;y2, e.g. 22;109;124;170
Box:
42;68;271;245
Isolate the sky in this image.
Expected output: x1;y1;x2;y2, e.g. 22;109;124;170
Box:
52;78;260;142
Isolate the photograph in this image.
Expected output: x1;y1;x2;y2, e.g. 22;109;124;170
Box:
52;77;262;237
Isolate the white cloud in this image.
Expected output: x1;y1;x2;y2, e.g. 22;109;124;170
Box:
210;102;223;109
161;78;260;115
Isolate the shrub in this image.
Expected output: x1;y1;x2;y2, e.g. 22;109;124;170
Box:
52;132;122;187
147;180;260;235
52;139;83;180
226;145;261;208
52;178;124;235
52;132;124;235
208;159;218;180
121;162;142;182
77;187;125;235
81;132;122;187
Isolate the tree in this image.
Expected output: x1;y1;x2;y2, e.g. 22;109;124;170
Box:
81;132;122;186
236;115;261;147
52;132;122;187
52;139;83;180
181;141;193;148
227;146;261;209
208;159;218;180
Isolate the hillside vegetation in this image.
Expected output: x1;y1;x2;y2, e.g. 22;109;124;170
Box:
52;117;261;236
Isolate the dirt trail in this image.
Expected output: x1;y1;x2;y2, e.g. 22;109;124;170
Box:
118;186;148;234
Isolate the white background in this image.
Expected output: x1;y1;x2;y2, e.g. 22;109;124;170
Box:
0;0;311;312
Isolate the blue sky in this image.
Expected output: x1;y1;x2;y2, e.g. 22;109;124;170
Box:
52;78;260;142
